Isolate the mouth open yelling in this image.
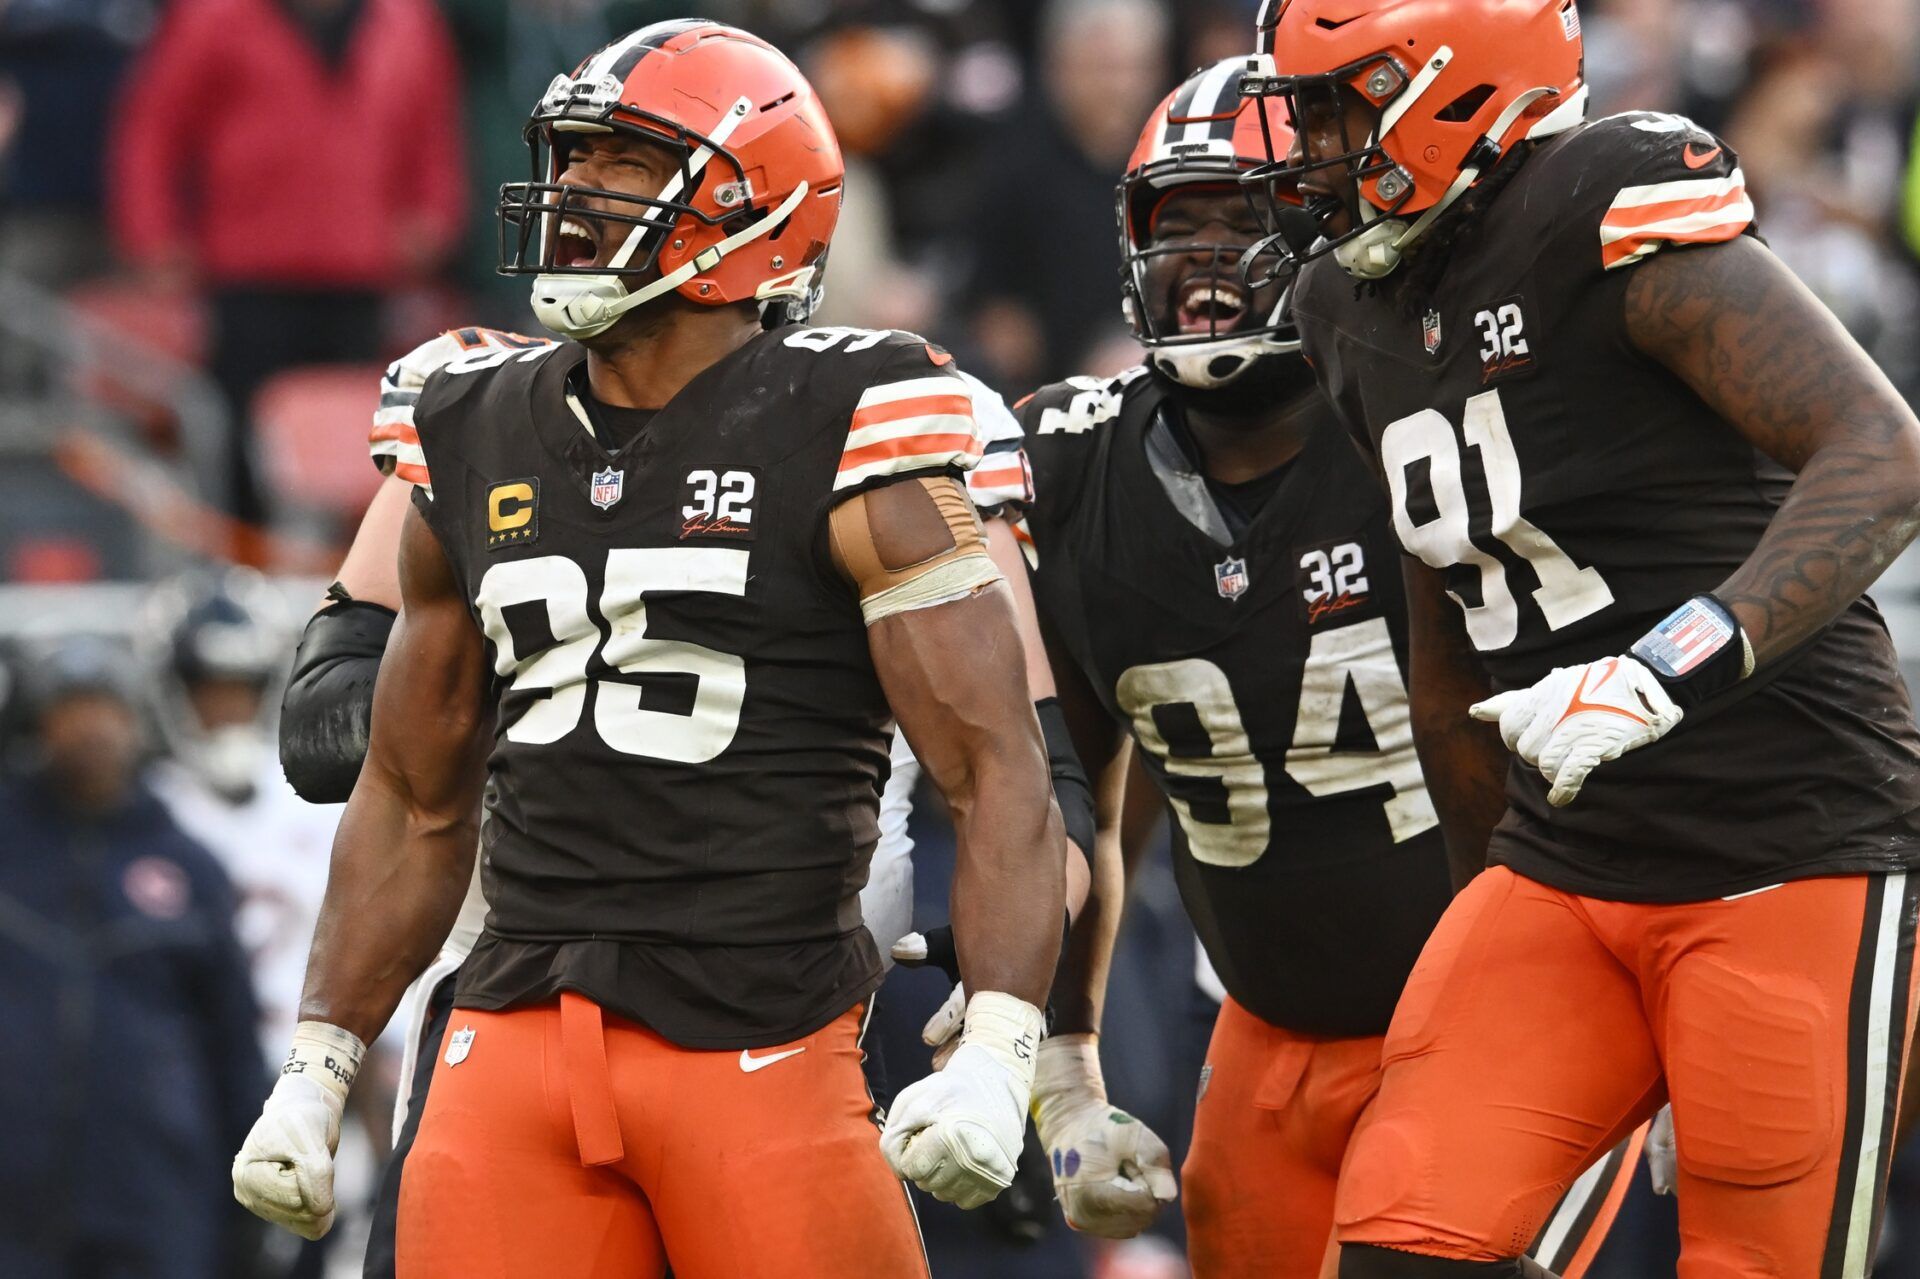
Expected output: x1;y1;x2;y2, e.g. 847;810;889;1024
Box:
1174;275;1250;336
553;216;602;269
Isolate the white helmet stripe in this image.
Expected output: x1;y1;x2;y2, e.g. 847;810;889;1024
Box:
583;28;653;82
607;95;753;271
1179;61;1242;146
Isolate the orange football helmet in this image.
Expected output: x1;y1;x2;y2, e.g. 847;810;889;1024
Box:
499;20;845;338
1242;0;1588;278
1119;58;1312;388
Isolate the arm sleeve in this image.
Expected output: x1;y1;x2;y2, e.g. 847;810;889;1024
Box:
279;592;396;803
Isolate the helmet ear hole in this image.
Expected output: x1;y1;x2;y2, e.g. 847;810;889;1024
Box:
1436;84;1496;122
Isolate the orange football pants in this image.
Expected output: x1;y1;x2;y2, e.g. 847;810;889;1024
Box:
394;992;928;1279
1184;995;1639;1279
1336;867;1920;1278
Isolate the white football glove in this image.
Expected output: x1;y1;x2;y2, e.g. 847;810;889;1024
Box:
1030;1034;1176;1238
1470;656;1682;806
881;991;1043;1209
891;930;966;1069
232;1021;365;1240
1647;1104;1678;1195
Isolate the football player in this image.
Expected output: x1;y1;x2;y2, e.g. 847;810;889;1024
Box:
1247;1;1920;1275
937;59;1642;1277
230;22;1072;1276
278;333;1077;1279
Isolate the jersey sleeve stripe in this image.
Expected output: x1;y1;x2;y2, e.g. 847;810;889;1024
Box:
1599;174;1752;270
1599;187;1751;236
846;411;978;455
855;375;968;408
835;436;986;492
392;460;431;487
1600;204;1753;268
849;393;975;434
1603;169;1746;212
369;418;420;446
840;432;983;473
1600;199;1752;242
1602;221;1751;269
966;454;1033;514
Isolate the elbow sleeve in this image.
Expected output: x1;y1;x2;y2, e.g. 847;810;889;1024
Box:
279;594;396;804
1035;696;1096;866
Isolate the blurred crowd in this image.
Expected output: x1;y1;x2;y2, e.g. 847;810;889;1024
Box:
6;0;1920;1275
2;0;1920;563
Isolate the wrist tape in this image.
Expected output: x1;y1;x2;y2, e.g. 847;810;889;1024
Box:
960;991;1046;1089
281;1021;367;1104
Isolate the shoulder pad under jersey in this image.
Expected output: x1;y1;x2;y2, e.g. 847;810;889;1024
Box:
369;327;555;490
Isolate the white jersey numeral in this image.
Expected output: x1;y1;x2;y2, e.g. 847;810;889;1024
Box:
1286;618;1437;843
1118;659;1270;868
476;549;751;760
1116;621;1434;868
1381;388;1613;650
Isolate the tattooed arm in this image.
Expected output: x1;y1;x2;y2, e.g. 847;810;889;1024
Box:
1403;555;1507;889
1625;235;1920;664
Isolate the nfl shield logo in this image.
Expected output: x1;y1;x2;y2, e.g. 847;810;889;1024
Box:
1422;310;1443;355
1214;556;1250;601
445;1025;475;1067
590;467;625;510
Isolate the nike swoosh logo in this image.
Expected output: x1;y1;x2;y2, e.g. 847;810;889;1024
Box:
1682;143;1722;170
1554;660;1649;730
739;1047;807;1073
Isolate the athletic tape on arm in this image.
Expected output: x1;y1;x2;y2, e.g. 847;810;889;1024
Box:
830;476;1004;624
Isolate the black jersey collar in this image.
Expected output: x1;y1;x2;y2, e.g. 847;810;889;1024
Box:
1143;396;1329;551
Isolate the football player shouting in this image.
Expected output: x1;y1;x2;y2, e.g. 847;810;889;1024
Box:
1249;0;1920;1274
230;22;1071;1276
953;59;1643;1278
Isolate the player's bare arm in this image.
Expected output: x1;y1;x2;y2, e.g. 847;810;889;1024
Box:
986;515;1092;913
235;503;489;1238
1045;635;1129;1036
1624;234;1920;663
974;563;1174;1239
328;472;412;612
836;475;1064;1210
1402;554;1505;889
298;503;491;1043
840;480;1066;1004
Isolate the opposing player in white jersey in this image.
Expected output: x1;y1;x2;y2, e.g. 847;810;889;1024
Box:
274;325;1087;1277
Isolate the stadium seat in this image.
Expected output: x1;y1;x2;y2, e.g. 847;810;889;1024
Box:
251;364;385;522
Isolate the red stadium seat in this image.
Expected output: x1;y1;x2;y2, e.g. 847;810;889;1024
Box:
251;364;386;521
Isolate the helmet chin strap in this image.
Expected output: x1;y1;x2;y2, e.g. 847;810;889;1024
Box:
533;180;810;339
1150;291;1299;390
1335;85;1560;281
